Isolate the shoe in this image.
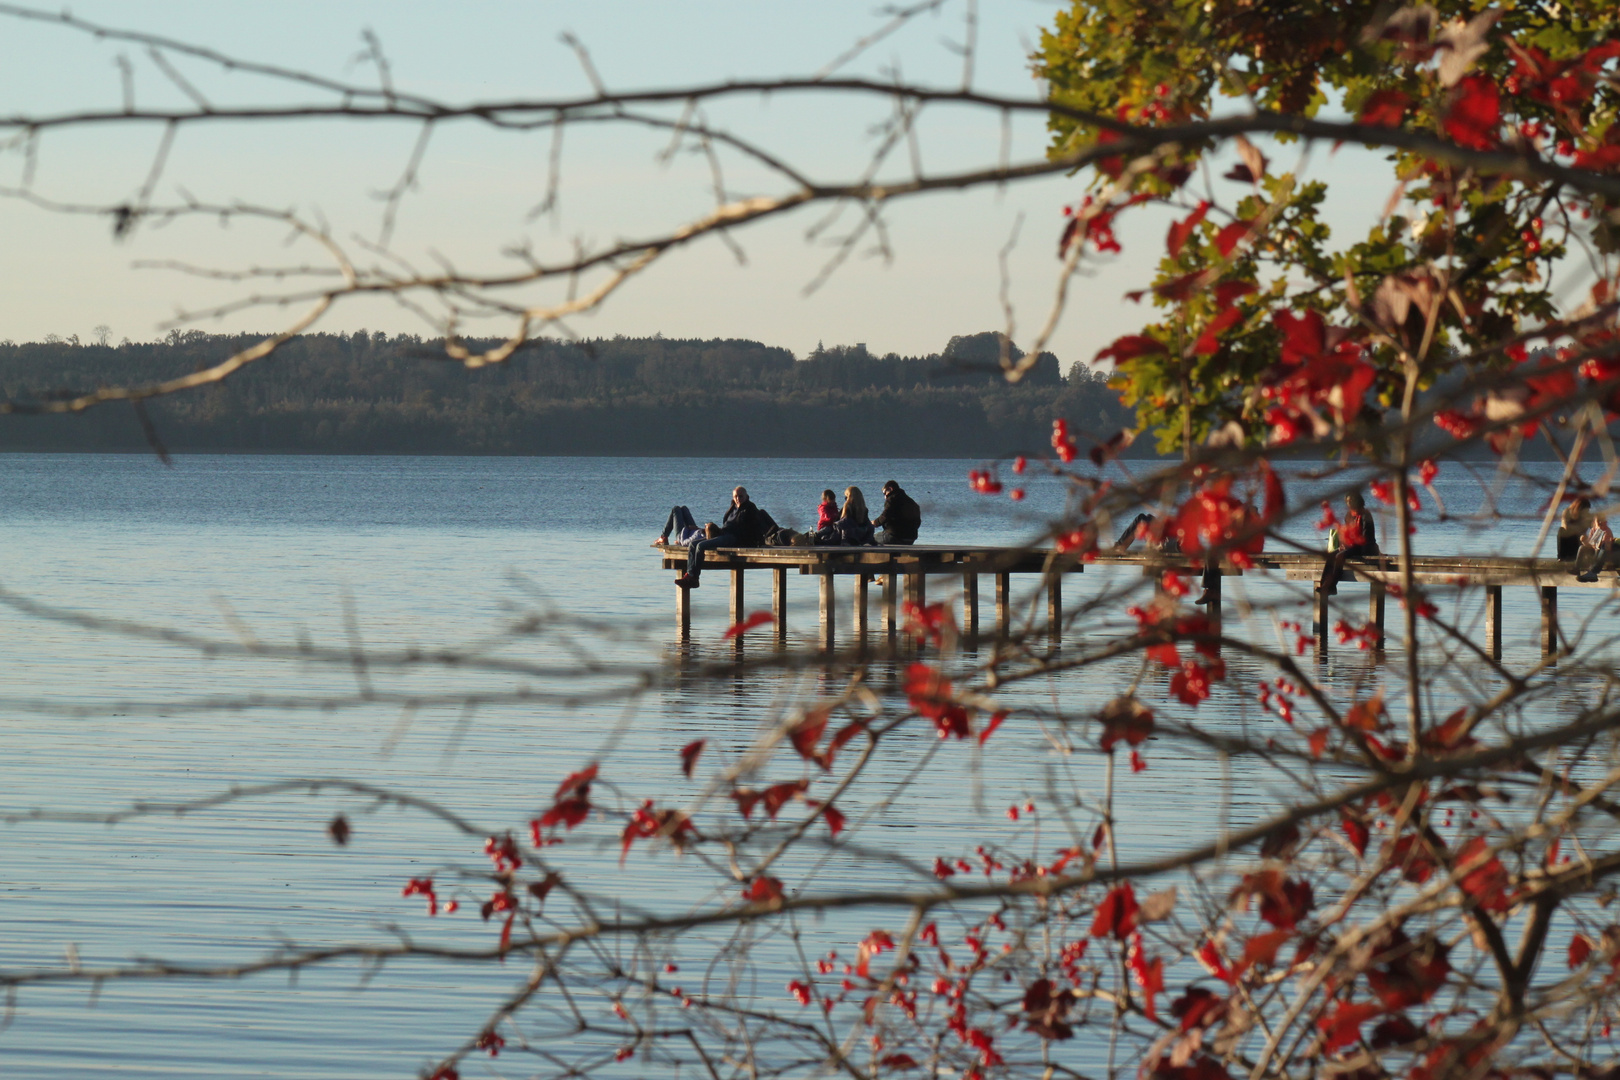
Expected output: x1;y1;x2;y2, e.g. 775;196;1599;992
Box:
653;536;669;547
675;574;699;590
1192;591;1211;606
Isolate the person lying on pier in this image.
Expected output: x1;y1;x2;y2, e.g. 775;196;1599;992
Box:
654;505;706;547
1573;513;1614;583
1112;513;1182;554
673;486;766;589
1319;490;1379;597
874;480;921;545
1557;496;1594;563
816;489;839;532
813;485;877;546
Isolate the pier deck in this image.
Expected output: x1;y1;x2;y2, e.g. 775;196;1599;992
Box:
656;543;1616;657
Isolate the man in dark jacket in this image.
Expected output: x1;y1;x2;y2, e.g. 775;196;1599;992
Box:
873;480;921;545
676;486;765;588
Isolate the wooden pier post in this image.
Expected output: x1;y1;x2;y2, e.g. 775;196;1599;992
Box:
730;568;746;626
772;566;788;646
996;572;1011;638
882;573;898;638
1540;585;1558;658
1047;574;1062;642
1369;581;1386;652
908;573;926;609
1484;584;1502;660
819;572;836;653
1205;567;1222;626
853;572;869;643
676;580;691;638
962;573;979;644
1314;584;1331;654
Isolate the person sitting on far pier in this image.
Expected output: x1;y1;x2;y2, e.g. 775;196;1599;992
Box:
1574;513;1614;583
815;489;839;532
654;505;705;547
874;480;921;545
1557;496;1594;563
1319;491;1379;597
674;486;765;589
814;486;876;546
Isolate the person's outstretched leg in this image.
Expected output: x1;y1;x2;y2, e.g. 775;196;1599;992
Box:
1115;513;1154;551
658;505;697;544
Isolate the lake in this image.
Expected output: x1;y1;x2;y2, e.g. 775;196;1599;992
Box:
0;453;1605;1078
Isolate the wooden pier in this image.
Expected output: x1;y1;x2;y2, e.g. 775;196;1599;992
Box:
657;543;1615;658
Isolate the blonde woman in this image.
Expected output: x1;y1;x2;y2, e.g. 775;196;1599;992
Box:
814;485;876;546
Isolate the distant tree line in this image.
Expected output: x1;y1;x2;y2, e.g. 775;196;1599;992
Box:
0;330;1138;457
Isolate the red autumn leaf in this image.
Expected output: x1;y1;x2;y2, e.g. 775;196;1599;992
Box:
1167;200;1212;257
1171;987;1226;1032
1318;1000;1383;1052
1213;279;1257;310
1095;334;1169;365
679;739;705;778
1456;835;1512;912
1126;933;1164;1022
1098;696;1155;751
1307;727;1331;758
978;710;1006;744
1343;692;1386;732
761;780;809;820
879;1054;920;1070
538;762;598;830
1443;75;1501;150
723;610;775;638
1384;834;1439;884
821;803;846;837
788;710;829;762
1568;933;1595;968
1239;928;1294;974
1214;220;1253;257
1194;306;1245;355
1367;931;1451;1009
742;876;784;904
1259;459;1285;523
1089;882;1139;939
855;929;896;978
1573;144;1620;172
1341;814;1370;857
1146;641;1181;667
1358;89;1412;128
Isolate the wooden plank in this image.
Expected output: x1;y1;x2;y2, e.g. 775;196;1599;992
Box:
853;572;869;643
962;573;979;643
820;573;836;653
773;566;788;645
1484;584;1502;661
1540;585;1558;658
730;568;745;626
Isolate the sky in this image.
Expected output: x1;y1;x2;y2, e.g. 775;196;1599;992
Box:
0;0;1401;368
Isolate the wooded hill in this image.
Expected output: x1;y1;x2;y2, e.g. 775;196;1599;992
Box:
0;330;1136;457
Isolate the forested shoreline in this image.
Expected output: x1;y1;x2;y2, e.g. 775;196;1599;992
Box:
0;330;1140;458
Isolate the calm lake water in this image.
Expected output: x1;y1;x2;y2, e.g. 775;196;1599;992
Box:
0;453;1609;1078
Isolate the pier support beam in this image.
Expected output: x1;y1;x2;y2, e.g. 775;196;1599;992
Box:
772;567;788;646
1540;586;1558;658
1484;585;1502;661
1315;584;1331;654
853;572;869;644
882;574;898;640
962;573;979;645
908;573;926;609
819;573;836;653
676;580;691;638
1047;575;1062;642
730;568;746;626
1369;582;1386;652
996;572;1011;638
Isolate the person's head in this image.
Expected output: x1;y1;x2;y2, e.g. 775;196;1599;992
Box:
821;489;836;504
1572;496;1592;514
882;480;899;498
1345;491;1366;512
842;485;868;521
733;486;748;507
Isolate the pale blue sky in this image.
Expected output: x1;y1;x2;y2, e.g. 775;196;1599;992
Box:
0;1;1399;366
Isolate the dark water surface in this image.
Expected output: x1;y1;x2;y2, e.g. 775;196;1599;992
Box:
0;454;1608;1078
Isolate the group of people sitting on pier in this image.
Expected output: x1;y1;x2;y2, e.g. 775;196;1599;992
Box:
658;481;922;590
1557;496;1615;581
